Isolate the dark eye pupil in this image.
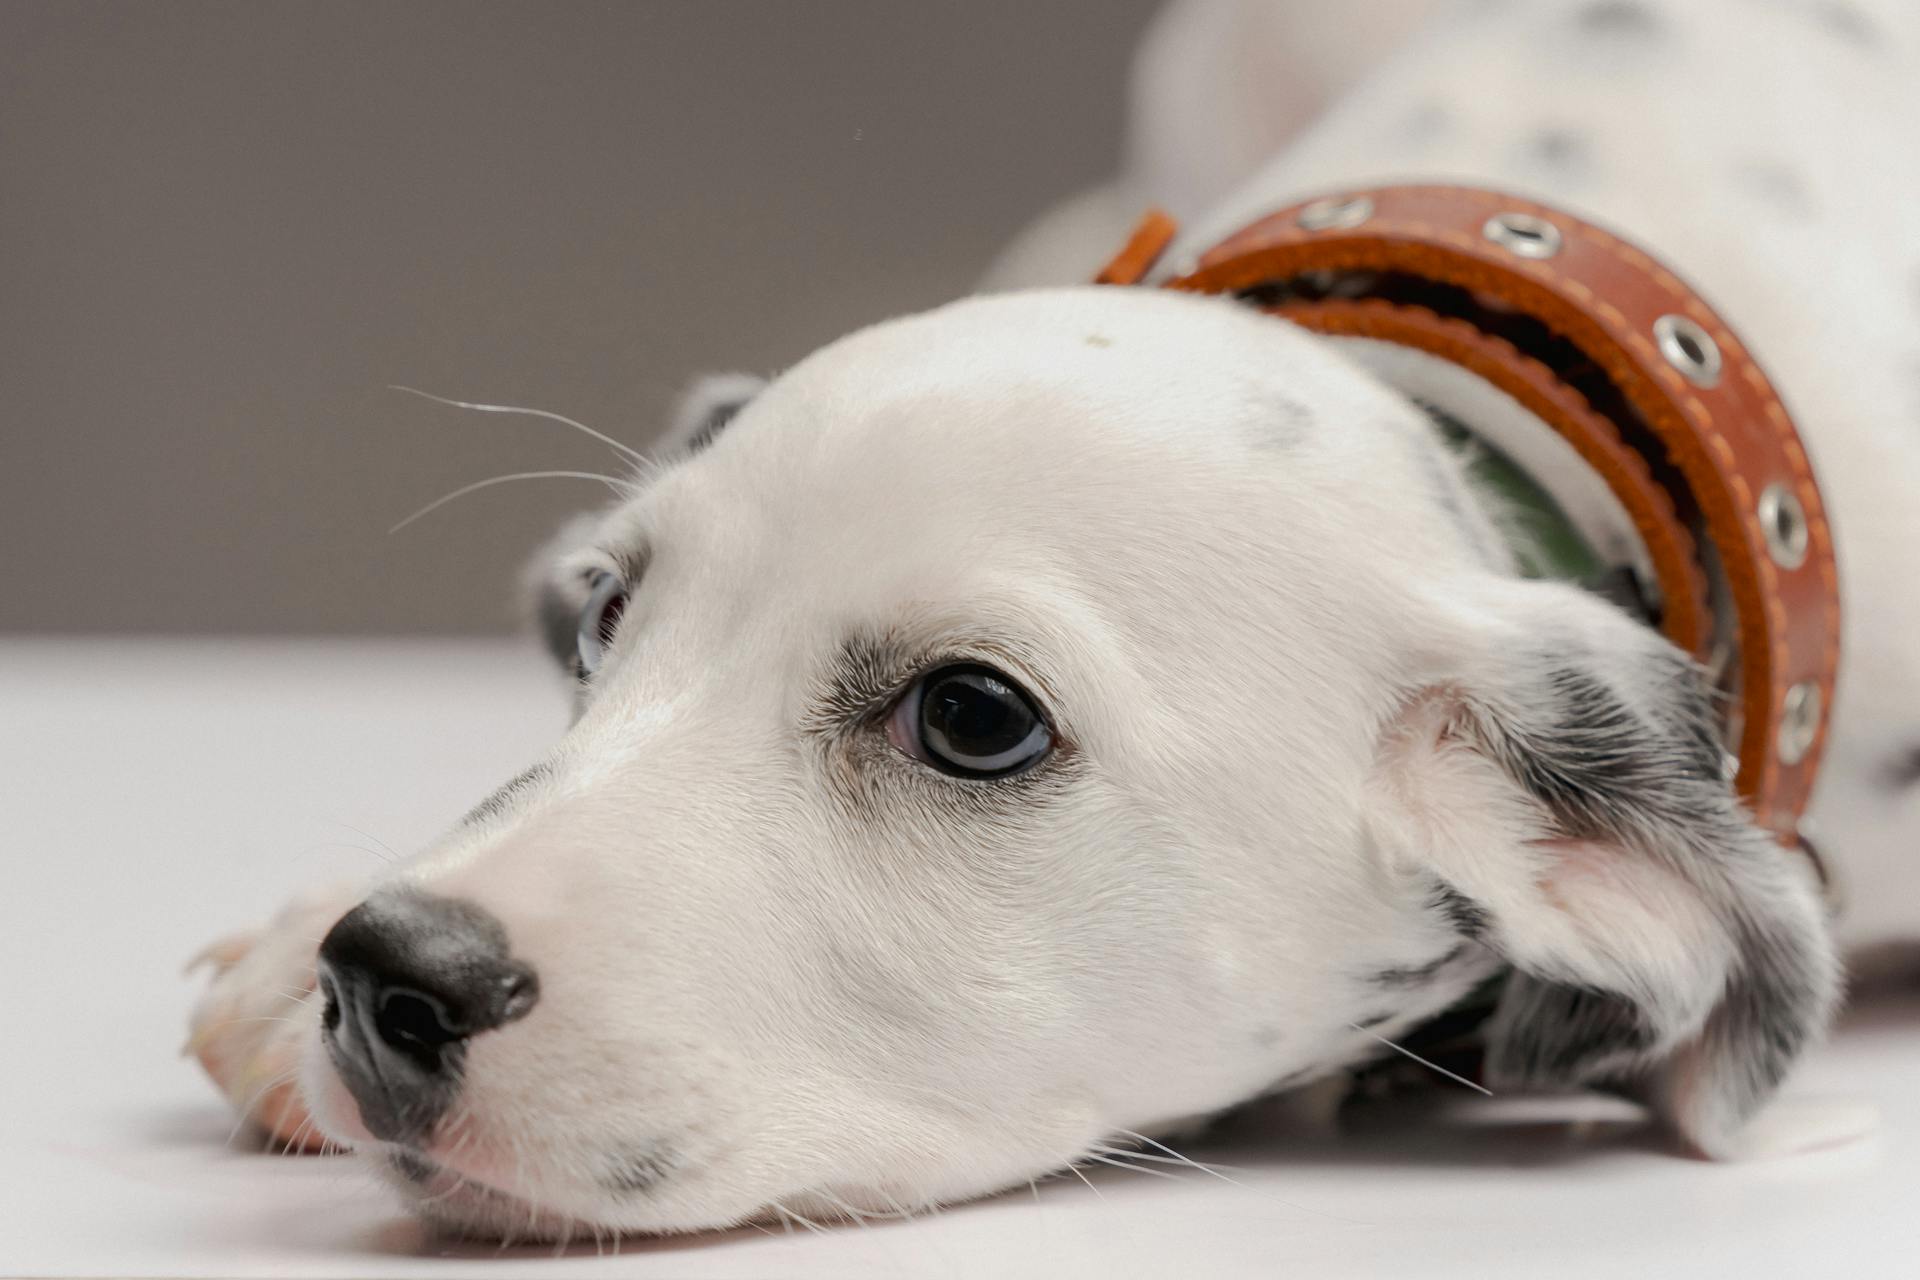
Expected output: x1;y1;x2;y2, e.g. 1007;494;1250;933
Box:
922;670;1037;762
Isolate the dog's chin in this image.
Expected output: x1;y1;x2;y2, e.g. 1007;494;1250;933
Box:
379;1151;602;1242
374;1140;803;1242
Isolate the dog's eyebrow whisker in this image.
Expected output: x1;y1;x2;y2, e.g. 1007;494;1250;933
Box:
1347;1021;1493;1096
320;818;404;865
388;384;649;468
295;839;397;866
389;470;634;535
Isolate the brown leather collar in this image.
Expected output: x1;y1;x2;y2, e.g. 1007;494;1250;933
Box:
1096;185;1839;855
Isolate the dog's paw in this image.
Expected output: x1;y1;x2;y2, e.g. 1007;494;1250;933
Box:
1713;1096;1880;1160
185;881;365;1152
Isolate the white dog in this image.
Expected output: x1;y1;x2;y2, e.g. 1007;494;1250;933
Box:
189;0;1920;1240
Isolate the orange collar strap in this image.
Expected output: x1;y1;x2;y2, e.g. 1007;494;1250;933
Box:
1096;185;1839;850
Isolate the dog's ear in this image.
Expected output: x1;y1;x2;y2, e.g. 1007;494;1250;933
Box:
1369;577;1839;1157
654;372;767;457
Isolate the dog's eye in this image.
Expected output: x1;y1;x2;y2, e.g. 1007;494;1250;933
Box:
887;663;1053;779
575;571;628;677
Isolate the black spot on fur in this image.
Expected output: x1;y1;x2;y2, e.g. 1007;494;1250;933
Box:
1494;983;1659;1081
1887;743;1920;790
1522;128;1593;175
1811;1;1879;46
1575;0;1661;37
1730;160;1816;220
1428;881;1491;940
462;762;552;827
1394;101;1452;150
390;1150;437;1184
1473;659;1723;842
602;1144;676;1194
1453;615;1837;1143
1249;391;1314;451
1370;942;1470;988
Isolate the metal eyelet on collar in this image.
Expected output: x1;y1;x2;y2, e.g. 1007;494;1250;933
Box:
1481;211;1563;259
1778;681;1822;766
1653;313;1722;387
1296;195;1374;231
1757;482;1809;569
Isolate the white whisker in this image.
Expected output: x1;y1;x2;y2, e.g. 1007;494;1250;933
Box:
1347;1022;1493;1096
816;1189;874;1230
1065;1163;1105;1200
321;818;402;865
1112;1129;1254;1188
224;1064;301;1148
389;385;647;467
389;470;631;534
1094;1144;1251;1177
1083;1151;1183;1181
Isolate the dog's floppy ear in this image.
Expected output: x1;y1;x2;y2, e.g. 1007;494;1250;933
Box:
654;372;767;457
1369;577;1839;1157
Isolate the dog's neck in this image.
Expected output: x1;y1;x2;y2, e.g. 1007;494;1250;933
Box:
1093;184;1843;864
1411;397;1657;622
1348;342;1664;627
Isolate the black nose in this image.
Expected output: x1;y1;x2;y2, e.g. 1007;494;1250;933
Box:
317;891;538;1143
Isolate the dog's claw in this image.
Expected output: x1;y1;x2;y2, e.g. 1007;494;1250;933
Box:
183;930;259;978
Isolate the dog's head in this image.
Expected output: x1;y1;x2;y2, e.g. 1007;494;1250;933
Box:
300;287;1836;1236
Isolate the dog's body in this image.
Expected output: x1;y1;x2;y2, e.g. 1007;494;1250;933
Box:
993;0;1920;949
191;0;1920;1240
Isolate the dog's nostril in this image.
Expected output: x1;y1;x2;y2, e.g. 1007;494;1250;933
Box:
319;974;342;1033
376;987;466;1062
498;967;540;1024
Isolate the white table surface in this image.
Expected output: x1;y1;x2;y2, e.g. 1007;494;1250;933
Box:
3;637;1915;1279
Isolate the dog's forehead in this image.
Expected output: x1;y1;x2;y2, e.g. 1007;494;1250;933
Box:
582;286;1437;664
757;286;1349;446
641;289;1388;544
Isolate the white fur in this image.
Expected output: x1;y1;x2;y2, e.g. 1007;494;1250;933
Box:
195;0;1917;1238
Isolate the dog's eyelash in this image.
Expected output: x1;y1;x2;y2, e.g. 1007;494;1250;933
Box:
807;634;1062;742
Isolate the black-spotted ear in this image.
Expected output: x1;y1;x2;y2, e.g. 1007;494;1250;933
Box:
1369;577;1839;1157
655;372;767;457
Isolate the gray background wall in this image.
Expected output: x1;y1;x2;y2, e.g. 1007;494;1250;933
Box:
1;0;1159;634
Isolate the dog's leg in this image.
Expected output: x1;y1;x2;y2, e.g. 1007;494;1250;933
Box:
185;881;366;1151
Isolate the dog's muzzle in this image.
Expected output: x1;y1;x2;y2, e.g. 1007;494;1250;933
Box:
316;890;539;1144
